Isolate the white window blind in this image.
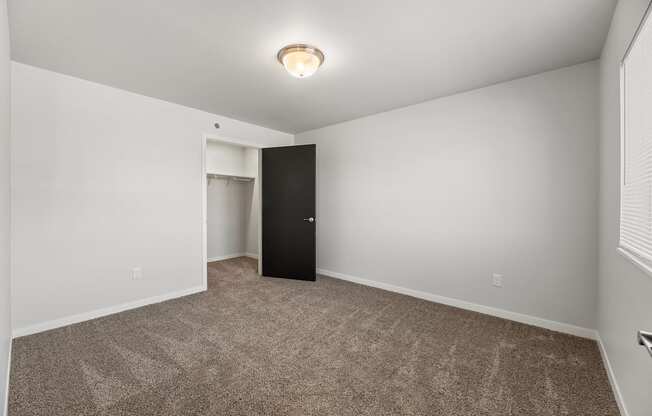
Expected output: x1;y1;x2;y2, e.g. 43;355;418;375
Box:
620;5;652;271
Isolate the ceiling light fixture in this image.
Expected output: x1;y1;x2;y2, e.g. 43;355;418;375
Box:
277;44;324;78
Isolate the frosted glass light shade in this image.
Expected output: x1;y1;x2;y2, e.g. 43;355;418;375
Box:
277;44;324;78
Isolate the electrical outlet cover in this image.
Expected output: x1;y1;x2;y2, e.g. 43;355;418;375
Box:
132;267;143;280
492;273;503;287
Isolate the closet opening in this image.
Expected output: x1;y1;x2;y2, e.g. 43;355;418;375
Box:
202;136;261;284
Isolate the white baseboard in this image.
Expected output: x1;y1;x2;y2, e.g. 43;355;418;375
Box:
3;338;11;416
12;285;206;338
597;336;629;416
317;268;598;340
207;253;245;262
207;253;257;262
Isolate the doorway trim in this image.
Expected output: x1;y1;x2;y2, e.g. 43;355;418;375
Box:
202;133;263;289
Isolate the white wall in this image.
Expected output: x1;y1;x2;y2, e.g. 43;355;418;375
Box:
243;148;259;256
11;62;292;333
598;1;652;415
205;141;248;177
0;0;11;412
207;179;252;259
296;61;600;331
205;141;258;260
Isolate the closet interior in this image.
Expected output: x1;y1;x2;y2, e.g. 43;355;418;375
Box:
205;140;260;267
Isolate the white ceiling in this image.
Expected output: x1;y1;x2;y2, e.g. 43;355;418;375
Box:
8;0;616;133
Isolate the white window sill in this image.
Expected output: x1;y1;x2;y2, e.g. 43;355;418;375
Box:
617;246;652;279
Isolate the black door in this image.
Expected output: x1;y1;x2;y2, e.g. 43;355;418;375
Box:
262;144;316;281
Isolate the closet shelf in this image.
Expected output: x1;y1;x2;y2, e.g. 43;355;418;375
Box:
207;172;255;182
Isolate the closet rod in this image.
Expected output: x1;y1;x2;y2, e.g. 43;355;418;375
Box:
207;173;255;182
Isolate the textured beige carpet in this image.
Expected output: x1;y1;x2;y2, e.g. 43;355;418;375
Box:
9;257;618;415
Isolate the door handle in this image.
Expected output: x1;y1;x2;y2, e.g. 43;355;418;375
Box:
638;330;652;357
303;217;315;223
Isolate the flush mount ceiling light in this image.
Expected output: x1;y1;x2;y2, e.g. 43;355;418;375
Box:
277;44;325;78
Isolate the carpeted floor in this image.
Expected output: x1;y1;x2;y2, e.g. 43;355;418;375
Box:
9;257;619;415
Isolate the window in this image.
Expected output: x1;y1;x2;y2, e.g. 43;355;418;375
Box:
619;4;652;274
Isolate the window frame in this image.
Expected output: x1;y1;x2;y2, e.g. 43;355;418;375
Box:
618;1;652;277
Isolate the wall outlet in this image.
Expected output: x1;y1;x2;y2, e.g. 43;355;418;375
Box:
132;267;143;280
492;273;503;287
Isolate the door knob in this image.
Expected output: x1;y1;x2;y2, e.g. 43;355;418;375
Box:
303;217;315;223
638;330;652;357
